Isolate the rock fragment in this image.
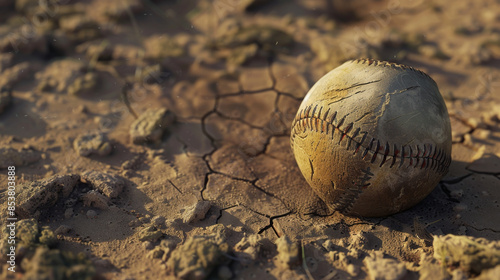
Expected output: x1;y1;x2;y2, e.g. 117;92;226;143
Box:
364;251;407;280
73;131;112;157
182;201;212;224
129;108;175;144
167;236;228;280
80;171;125;198
16;174;80;219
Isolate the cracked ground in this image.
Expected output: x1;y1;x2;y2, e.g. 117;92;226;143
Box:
1;0;500;279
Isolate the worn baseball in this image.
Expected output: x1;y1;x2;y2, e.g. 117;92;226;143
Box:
290;59;452;217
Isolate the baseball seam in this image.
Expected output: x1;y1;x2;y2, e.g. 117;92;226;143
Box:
352;58;437;85
290;104;451;213
291;104;451;172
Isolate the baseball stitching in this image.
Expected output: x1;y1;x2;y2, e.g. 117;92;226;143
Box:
351;58;437;83
290;104;451;213
291;104;451;172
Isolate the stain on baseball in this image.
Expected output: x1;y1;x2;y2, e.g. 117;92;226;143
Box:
290;59;452;217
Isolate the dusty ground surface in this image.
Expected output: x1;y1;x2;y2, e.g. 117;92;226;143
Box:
0;0;500;279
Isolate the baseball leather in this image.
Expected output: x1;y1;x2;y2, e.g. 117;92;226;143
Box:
290;58;452;217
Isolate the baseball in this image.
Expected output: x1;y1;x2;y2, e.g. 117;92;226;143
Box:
290;58;452;217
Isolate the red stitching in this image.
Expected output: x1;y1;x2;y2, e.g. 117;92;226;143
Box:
291;106;450;173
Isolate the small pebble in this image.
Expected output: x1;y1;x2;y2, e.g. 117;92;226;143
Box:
86;210;98;219
129;108;175;144
182;201;212;223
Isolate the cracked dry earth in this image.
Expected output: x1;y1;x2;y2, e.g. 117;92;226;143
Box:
1;0;500;279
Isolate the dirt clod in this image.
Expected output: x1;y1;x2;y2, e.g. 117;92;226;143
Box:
137;226;162;242
182;201;211;224
73;131;112;157
35;59;97;95
129;108;175;144
0;147;41;169
21;247;95;280
275;236;300;269
433;234;500;276
167;236;228;280
15;174;80;219
364;251;408;280
80;171;125;198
